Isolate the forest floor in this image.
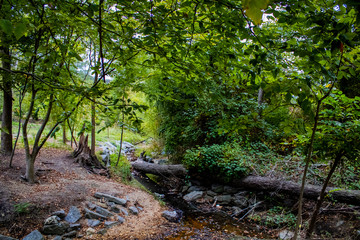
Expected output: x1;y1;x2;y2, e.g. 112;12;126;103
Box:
0;148;171;239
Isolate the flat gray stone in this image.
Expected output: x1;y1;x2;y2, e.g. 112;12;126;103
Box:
120;208;128;216
22;230;44;240
224;186;238;194
216;195;232;205
94;193;127;206
64;206;82;223
117;216;125;223
97;228;107;235
128;206;139;215
86;202;96;210
206;190;217;197
44;216;59;225
104;221;118;228
162;211;179;222
67;223;81;231
211;184;224;193
87;219;101;227
0;234;18;240
62;230;77;238
183;191;204;201
42;222;69;235
95;206;114;217
110;205;120;213
279;230;295;240
52;236;62;240
84;208;108;220
52;210;66;219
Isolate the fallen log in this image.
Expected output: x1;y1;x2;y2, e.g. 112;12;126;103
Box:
131;161;187;177
232;176;360;206
131;162;360;206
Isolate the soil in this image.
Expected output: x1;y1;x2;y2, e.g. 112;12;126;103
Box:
0;148;168;239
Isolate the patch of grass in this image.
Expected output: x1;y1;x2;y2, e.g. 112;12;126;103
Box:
109;154;132;183
14;202;32;214
249;206;296;229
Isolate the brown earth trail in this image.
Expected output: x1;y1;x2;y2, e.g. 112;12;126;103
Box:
0;148;168;239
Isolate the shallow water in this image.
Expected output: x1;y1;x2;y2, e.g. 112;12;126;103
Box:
133;173;272;239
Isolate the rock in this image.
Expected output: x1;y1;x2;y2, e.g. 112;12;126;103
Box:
95;202;108;209
52;210;66;219
206;190;217;197
279;230;295;240
67;223;81;231
231;207;243;216
62;230;77;238
104;221;118;228
335;220;345;227
42;222;69;235
117;216;125;223
234;191;249;198
84;208;108;220
128;206;139;215
64;206;82;224
110;205;120;213
94;193;127;206
97;228;107;235
0;234;18;240
85;228;96;236
23;230;44;240
95;206;114;217
216;195;232;205
183;191;204;201
120;208;128;216
233;196;248;208
154;193;165;199
188;186;206;192
86;202;97;210
224;186;238;194
87;219;101;227
211;184;224;193
44;216;59;225
162;211;181;223
52;236;62;240
181;186;189;193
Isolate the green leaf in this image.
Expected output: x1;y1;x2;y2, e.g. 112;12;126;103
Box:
14;22;27;40
243;0;270;25
0;19;13;35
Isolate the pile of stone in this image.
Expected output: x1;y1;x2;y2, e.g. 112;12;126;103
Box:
98;141;136;166
3;192;144;240
181;182;256;216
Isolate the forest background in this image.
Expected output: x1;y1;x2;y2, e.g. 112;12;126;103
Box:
1;0;360;238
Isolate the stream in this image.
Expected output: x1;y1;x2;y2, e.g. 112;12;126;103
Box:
133;173;273;239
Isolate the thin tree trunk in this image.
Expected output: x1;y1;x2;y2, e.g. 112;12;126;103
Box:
62;122;67;144
306;152;343;238
116;113;125;167
1;43;12;155
91;99;96;155
293;99;322;239
25;155;35;183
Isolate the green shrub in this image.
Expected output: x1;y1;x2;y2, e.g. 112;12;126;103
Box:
183;143;251;181
109;154;132;183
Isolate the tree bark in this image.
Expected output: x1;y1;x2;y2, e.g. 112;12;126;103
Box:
131;161;188;177
306;152;343;238
132;162;360;205
1;43;13;155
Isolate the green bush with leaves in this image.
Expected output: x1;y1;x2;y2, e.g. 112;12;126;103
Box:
183;143;252;181
109;154;132;183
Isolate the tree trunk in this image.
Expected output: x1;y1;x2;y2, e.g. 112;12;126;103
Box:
25;154;36;183
306;152;343;238
132;162;360;205
1;44;12;155
62;122;67;144
131;161;188;177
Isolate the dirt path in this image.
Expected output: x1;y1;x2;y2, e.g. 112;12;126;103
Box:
0;148;168;239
